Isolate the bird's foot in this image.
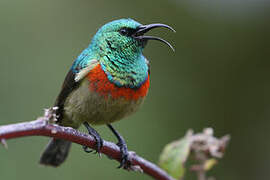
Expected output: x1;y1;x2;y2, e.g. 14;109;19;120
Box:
83;122;103;156
83;146;93;153
83;136;103;155
117;141;130;169
107;124;130;168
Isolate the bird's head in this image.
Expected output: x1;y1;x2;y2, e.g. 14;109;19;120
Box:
89;18;175;58
82;18;175;88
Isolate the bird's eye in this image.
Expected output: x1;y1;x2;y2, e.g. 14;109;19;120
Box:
119;28;129;36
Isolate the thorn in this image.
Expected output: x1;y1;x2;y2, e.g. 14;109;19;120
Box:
52;106;59;110
51;128;57;134
127;165;143;173
1;139;8;149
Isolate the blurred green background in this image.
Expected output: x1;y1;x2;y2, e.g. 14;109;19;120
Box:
0;0;269;179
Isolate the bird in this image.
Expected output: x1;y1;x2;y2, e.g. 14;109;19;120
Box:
39;18;175;168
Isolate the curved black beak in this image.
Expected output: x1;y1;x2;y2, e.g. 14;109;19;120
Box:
133;23;176;51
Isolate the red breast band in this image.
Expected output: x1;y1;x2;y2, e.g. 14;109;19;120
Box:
87;64;150;101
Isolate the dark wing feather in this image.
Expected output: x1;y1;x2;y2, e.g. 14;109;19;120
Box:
54;49;97;124
54;69;80;124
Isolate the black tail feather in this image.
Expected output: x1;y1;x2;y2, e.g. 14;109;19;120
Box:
40;138;71;167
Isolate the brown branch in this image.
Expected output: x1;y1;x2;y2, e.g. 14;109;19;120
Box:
0;117;175;180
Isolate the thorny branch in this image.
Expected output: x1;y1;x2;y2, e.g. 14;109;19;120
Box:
0;108;175;180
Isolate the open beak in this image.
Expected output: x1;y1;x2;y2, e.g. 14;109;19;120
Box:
132;23;176;51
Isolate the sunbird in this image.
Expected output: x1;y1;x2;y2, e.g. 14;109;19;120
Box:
40;18;175;168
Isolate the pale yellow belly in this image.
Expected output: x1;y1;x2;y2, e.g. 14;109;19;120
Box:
61;79;145;128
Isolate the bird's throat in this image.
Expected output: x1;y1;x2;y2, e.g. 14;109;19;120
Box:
99;54;148;88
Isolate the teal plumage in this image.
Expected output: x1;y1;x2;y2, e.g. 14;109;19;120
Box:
72;19;148;88
40;18;175;168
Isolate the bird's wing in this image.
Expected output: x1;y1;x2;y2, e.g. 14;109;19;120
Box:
54;58;98;123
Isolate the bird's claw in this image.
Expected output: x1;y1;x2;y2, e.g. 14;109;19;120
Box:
82;122;103;156
117;142;130;169
83;146;93;153
82;136;103;156
94;137;103;156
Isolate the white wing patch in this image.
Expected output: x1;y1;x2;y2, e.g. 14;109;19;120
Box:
74;59;99;82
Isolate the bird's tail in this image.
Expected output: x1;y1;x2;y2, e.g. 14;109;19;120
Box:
39;138;71;167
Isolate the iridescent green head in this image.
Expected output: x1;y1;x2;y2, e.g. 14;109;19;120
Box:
75;18;175;88
90;19;143;58
90;18;175;58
